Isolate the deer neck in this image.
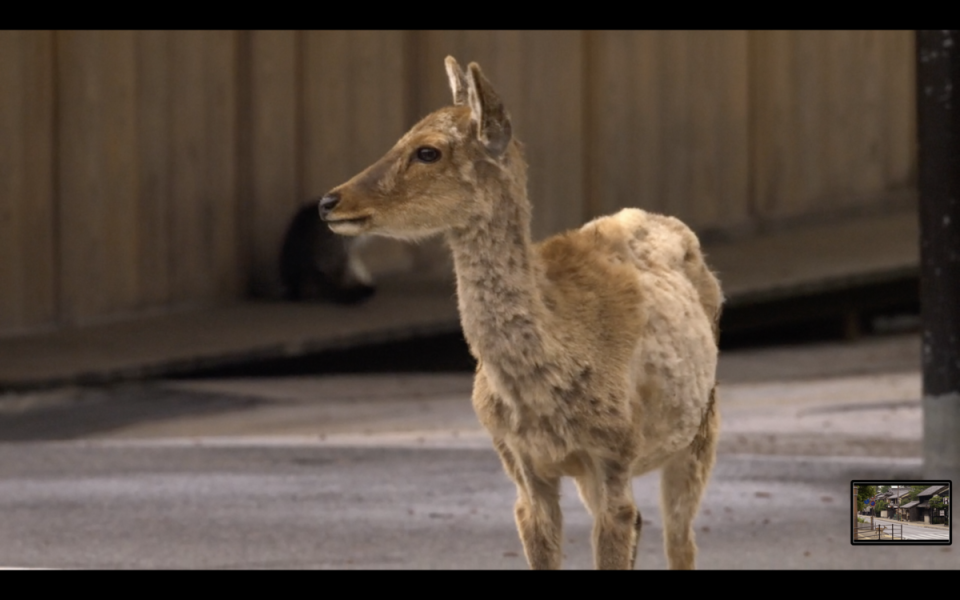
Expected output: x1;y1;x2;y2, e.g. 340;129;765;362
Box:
445;167;551;378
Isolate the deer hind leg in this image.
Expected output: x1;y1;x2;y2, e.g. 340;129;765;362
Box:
659;385;719;570
494;440;563;570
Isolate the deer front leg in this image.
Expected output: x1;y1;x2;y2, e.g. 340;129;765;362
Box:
593;462;640;570
514;477;563;570
495;441;563;569
629;509;643;568
578;468;643;569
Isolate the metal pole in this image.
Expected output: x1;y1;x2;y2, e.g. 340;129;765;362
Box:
917;30;960;484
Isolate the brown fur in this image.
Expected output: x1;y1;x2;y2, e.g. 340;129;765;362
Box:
321;57;723;569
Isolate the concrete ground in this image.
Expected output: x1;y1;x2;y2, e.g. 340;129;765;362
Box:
0;331;954;569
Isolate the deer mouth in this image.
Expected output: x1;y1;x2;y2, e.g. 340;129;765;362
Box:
326;215;372;235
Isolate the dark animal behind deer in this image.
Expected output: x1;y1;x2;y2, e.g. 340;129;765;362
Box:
279;202;376;304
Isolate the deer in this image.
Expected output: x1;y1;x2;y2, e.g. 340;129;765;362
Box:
318;56;722;570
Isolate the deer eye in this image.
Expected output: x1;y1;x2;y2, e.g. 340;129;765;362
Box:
414;146;441;163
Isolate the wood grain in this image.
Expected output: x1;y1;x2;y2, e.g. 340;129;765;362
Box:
0;31;56;335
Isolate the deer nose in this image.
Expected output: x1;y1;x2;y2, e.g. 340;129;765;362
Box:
318;193;340;219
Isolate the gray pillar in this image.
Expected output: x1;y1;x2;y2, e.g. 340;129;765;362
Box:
917;30;960;482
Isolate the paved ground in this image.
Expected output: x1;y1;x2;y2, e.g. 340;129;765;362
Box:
868;516;950;531
0;443;947;569
860;516;950;540
0;331;954;569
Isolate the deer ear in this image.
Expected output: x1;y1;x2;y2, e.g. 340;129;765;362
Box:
444;56;468;106
465;62;512;157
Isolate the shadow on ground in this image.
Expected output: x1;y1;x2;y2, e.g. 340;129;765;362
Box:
1;308;921;441
0;385;264;442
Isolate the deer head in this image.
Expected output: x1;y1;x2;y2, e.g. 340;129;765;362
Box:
319;57;517;241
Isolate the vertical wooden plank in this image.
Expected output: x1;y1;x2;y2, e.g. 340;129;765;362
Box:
302;31;347;195
750;30;792;217
56;30;100;323
882;31;917;190
101;31;140;314
660;31;692;222
135;30;172;308
690;31;749;229
21;31;57;331
827;31;899;204
57;30;140;324
0;31;26;330
751;30;917;222
354;33;406;183
169;30;209;305
717;32;751;229
0;31;56;335
819;30;889;205
687;31;713;222
820;31;849;202
203;31;239;300
168;31;240;306
523;31;583;238
589;31;750;232
850;31;887;197
301;31;408;197
240;30;300;298
418;31;583;239
795;31;828;212
630;32;665;216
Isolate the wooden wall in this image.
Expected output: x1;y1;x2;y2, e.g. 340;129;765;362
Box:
56;31;240;325
586;31;751;232
0;31;56;335
750;31;916;220
0;30;918;337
